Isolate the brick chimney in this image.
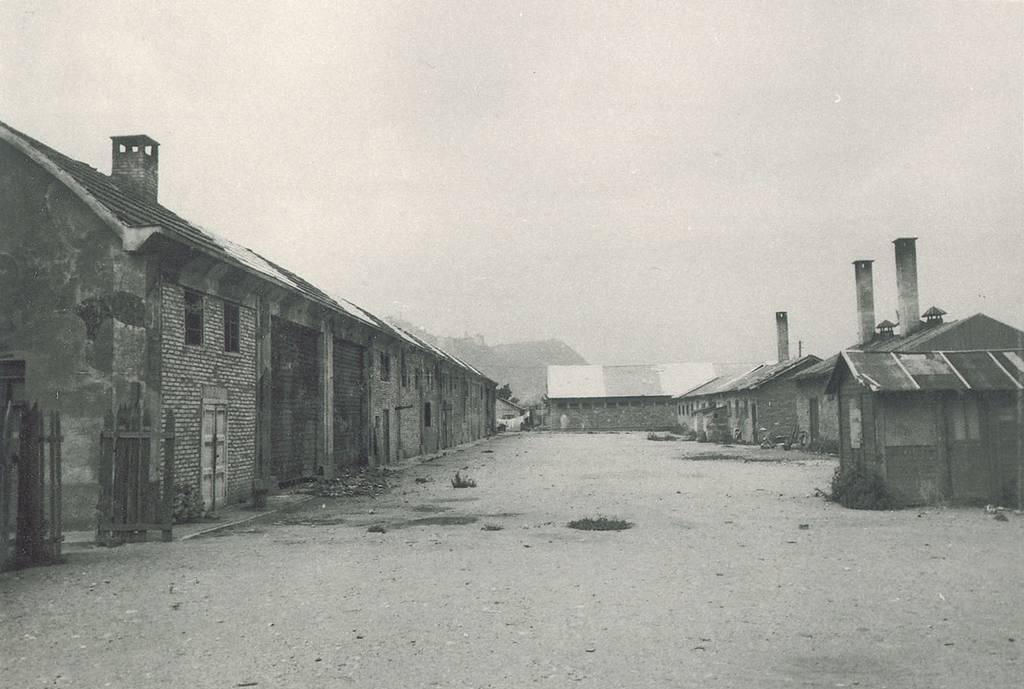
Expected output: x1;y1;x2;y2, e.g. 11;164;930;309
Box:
893;237;921;336
775;311;790;362
853;260;876;344
111;135;159;202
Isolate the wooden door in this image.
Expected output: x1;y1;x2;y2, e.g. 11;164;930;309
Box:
808;397;820;442
201;404;227;512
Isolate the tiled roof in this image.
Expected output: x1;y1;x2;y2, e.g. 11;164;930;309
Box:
546;363;718;399
0;119;493;384
832;349;1024;393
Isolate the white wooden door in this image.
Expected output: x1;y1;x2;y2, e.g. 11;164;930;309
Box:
201;405;227;512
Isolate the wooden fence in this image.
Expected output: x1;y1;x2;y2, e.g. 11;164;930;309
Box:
96;403;175;546
1;402;63;570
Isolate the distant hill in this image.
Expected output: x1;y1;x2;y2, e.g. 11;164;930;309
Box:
387;318;586;404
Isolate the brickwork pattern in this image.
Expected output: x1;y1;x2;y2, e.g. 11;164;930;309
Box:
161;283;256;503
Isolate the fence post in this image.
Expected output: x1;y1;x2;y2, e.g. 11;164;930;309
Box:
0;402;10;569
15;404;43;566
49;411;62;561
161;411;175;542
96;409;115;546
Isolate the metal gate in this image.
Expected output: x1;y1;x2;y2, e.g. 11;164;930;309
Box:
271;318;321;483
1;402;64;570
333;339;366;467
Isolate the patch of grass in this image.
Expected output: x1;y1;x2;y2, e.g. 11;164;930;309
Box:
827;464;891;510
451;471;477;488
567;516;633;531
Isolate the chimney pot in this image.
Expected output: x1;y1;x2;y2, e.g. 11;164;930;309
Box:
893;237;921;336
775;311;790;362
111;134;159;202
853;260;876;344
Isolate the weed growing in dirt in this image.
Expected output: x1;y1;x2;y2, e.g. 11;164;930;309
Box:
827;464;891;510
451;471;477;488
173;483;205;523
567;516;633;531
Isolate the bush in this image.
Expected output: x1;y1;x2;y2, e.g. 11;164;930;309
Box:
173;483;205;523
828;464;891;510
451;471;477;488
567;516;633;531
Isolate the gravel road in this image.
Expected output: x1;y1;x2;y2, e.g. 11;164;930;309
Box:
2;432;1021;688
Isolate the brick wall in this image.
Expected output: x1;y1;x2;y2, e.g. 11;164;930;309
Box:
161;282;256;503
548;398;676;430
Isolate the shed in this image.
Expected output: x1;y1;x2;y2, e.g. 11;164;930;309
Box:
827;349;1024;506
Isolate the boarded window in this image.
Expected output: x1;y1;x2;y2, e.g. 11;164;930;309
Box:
223;302;240;353
947;398;980;441
400;352;408;387
424;402;432;427
883;396;934;447
379;352;391;381
184;291;203;346
848;396;862;449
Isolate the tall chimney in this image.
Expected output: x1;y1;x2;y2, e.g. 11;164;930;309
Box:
111;135;159;202
853;260;876;344
775;311;790;362
893;237;921;335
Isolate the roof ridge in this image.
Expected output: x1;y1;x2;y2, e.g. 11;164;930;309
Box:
0;118;492;384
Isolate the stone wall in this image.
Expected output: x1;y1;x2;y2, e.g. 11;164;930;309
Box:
548;397;676;430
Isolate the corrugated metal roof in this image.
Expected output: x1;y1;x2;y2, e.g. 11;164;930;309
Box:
837;349;1024;393
677;356;820;399
0;120;493;384
546;363;718;399
794;319;971;381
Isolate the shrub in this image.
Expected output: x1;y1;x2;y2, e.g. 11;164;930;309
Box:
173;483;205;523
451;471;477;488
567;516;633;531
828;464;891;510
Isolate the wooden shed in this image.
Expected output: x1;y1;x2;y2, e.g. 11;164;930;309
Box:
827;349;1024;506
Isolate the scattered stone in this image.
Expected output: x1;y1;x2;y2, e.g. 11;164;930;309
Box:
367;525;387;534
993;513;1009;522
798;524;810;530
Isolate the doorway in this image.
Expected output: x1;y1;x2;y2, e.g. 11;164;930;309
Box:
382;409;391;465
200;403;227;513
808;397;820;442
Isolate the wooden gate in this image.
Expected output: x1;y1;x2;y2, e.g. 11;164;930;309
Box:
97;403;175;546
1;402;63;570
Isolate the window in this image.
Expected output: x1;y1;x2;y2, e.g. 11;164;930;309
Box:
848;396;862;449
0;360;26;411
184;291;203;346
223;302;240;353
424;402;432;427
947;398;980;441
379;352;391;381
883;397;934;446
400;352;408;387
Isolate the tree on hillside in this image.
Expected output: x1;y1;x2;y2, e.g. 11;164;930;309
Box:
496;383;519;405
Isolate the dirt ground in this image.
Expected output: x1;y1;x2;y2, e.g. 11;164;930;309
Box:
2;432;1022;688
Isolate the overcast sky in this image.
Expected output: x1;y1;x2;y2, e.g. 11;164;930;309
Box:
2;1;1021;364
